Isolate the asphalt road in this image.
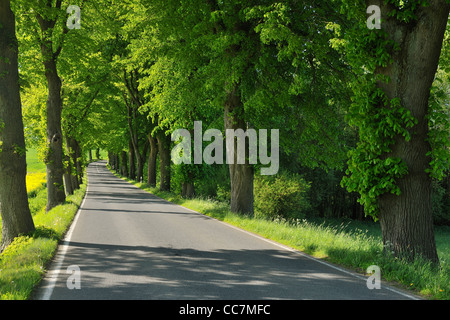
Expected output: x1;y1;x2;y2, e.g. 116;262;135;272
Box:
34;161;418;300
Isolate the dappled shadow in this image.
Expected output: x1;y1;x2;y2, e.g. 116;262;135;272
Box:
80;207;213;218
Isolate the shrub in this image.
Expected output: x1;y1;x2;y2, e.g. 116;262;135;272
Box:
254;171;311;220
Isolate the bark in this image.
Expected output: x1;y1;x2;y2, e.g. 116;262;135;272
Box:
135;153;143;182
123;69;147;182
43;58;66;211
132;139;147;183
0;1;35;250
108;152;114;169
137;140;149;183
224;82;254;215
64;136;79;195
120;151;128;177
373;0;449;264
147;134;158;187
63;155;74;196
157;133;171;191
128;139;136;180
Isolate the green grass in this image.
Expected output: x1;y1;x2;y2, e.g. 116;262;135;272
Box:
116;172;450;300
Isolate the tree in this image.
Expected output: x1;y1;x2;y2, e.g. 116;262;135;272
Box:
0;0;35;250
339;0;450;264
123;0;354;215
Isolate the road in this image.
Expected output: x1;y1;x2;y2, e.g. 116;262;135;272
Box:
34;161;418;300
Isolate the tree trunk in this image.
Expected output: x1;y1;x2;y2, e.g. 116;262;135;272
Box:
224;82;254;215
64;136;78;194
120;151;128;177
115;154;120;173
108;151;114;168
374;1;449;264
157;133;171;191
0;1;35;250
181;182;195;198
134;141;147;183
135;152;143;182
42;57;66;211
136;156;144;182
63;155;74;196
72;138;82;187
37;12;66;211
147;134;158;187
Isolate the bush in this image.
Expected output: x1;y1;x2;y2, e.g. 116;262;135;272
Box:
432;179;450;226
254;171;311;220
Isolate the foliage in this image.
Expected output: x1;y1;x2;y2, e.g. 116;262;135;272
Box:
432;180;450;226
333;1;450;220
427;20;450;181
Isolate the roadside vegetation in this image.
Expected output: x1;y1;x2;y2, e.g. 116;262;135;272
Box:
0;0;448;302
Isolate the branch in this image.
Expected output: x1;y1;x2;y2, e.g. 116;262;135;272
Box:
123;69;142;107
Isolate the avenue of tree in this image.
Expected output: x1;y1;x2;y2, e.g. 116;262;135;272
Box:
0;0;449;265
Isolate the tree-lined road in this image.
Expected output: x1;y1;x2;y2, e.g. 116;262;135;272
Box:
35;161;417;300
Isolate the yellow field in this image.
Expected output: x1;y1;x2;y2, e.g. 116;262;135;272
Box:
26;172;46;193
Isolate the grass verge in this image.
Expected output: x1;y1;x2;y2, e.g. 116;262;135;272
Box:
0;182;87;300
114;171;449;300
